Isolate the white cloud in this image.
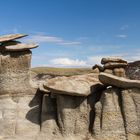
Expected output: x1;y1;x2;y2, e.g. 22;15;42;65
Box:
116;34;127;39
23;34;81;45
87;56;104;65
50;58;87;67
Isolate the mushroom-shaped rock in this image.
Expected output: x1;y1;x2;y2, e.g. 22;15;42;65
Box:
99;72;140;89
104;62;127;69
43;74;104;96
5;43;38;51
101;57;127;64
0;34;27;43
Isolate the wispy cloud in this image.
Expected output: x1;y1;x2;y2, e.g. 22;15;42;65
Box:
23;34;81;45
116;34;127;39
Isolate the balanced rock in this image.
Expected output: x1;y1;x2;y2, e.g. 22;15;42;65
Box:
44;73;104;96
5;43;38;51
92;64;104;72
104;62;127;69
99;72;140;88
0;34;27;43
101;57;127;64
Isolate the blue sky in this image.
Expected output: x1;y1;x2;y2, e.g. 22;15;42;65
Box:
0;0;140;67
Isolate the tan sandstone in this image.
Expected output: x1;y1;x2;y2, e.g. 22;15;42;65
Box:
99;72;140;88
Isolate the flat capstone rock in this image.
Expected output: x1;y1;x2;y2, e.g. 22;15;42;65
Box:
101;57;127;64
0;34;27;43
5;43;38;51
99;72;140;89
43;73;105;96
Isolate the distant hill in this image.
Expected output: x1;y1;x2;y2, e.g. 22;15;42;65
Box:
31;67;97;76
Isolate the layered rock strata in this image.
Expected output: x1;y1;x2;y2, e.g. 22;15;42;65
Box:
92;57;127;77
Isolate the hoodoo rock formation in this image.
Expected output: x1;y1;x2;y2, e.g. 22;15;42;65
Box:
0;34;140;140
0;34;40;140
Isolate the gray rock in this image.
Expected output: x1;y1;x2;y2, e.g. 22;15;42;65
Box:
121;88;140;140
44;74;104;96
56;95;89;137
0;50;33;95
101;57;127;64
126;61;140;80
0;94;41;138
0;34;27;43
39;94;61;139
104;62;127;69
99;72;140;88
93;88;126;140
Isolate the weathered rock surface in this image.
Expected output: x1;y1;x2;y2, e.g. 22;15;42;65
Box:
113;68;126;77
5;44;38;51
0;50;32;95
92;64;104;72
0;34;41;140
99;72;140;88
39;83;50;93
104;62;127;69
44;73;104;96
101;57;127;64
93;88;126;140
126;61;140;80
121;88;140;140
0;34;27;43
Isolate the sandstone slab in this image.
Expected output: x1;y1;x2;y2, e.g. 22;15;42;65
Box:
44;74;104;96
101;57;127;64
5;44;38;51
99;72;140;88
0;34;27;43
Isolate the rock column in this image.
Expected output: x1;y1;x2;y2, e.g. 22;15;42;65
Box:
0;34;40;139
